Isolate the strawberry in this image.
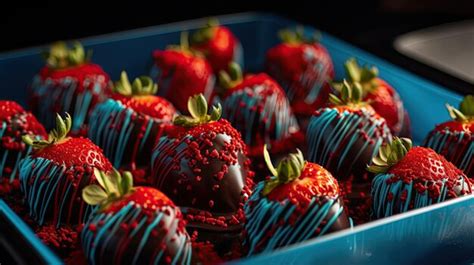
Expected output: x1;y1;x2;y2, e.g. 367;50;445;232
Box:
265;27;334;129
150;94;254;257
0;101;46;189
334;58;410;136
217;63;303;180
20;113;112;227
151;33;215;113
190;18;243;73
29;42;111;135
244;147;351;255
306;80;392;224
369;137;472;218
424;95;473;178
81;170;192;265
88;71;176;181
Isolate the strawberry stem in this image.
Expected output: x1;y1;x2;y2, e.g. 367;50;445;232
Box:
446;95;474;122
367;137;412;174
328;79;365;107
262;145;306;196
82;169;134;211
173;94;222;127
43;41;92;69
218;62;243;90
278;26;320;45
113;71;158;96
23;113;72;149
190;18;219;44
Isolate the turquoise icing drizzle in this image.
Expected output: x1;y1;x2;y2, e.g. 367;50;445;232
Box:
424;129;473;177
244;181;346;255
307;108;390;175
88;99;159;169
19;156;95;226
81;202;192;265
0;121;35;182
31;74;107;133
370;173;468;218
221;84;299;147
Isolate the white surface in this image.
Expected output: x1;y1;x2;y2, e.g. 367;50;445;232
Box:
394;20;474;84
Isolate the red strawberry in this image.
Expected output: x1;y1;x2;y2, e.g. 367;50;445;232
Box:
244;147;351;255
217;63;303;180
81;170;192;264
424;95;473;178
29;42;111;135
0;100;46;193
369;137;472;218
88;71;176;180
190;18;243;73
151;33;215;113
151;94;254;257
265;27;334;128
335;58;410;136
20;113;112;227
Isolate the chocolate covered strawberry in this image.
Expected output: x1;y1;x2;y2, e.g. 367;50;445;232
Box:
334;58;410;136
265;27;334;129
190;18;243;73
424;95;473;178
306;80;392;223
244;146;351;255
369;137;472;218
150;94;254;256
218;63;303;179
29;42;111;135
88;71;177;181
81;170;192;265
20;113;112;226
151;33;215;113
0;101;46;195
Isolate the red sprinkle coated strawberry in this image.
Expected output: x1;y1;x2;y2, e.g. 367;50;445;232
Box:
151;94;254;258
190;18;243;73
151;34;215;114
20;113;112;227
336;58;410;136
29;42;110;135
265;27;334;122
81;171;192;264
244;148;350;255
423;95;474;178
369;137;472;218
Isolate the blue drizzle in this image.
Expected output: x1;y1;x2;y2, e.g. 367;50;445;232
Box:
307;108;390;176
31;74;107;133
88;99;158;169
19;156;94;226
221;84;299;147
81;202;192;265
424;129;473;177
244;181;347;255
370;173;469;218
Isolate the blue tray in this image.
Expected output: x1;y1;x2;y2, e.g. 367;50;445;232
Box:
0;12;472;265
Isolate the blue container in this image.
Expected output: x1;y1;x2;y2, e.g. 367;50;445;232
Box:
0;12;472;265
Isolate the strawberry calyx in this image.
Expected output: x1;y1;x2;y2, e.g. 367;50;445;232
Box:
190;18;219;45
278;26;320;45
82;169;134;212
218;62;243;90
43;41;92;70
23;113;72;149
113;71;158;96
167;31;203;58
261;145;306;196
445;95;474;123
334;58;379;93
173;94;222;127
367;137;413;174
328;79;368;109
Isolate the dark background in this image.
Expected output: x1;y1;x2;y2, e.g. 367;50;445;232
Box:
0;1;473;94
